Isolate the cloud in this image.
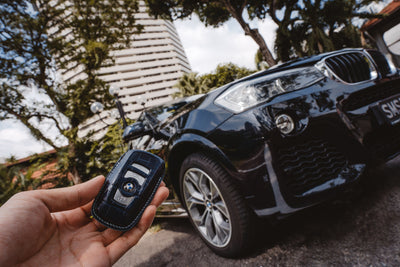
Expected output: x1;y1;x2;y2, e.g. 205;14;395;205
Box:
257;19;278;58
0;121;52;162
175;16;277;74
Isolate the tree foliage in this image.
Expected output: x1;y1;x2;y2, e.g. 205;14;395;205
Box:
0;120;128;205
145;0;277;67
80;121;129;178
173;72;210;98
202;63;256;88
145;0;378;65
0;164;34;205
272;0;379;62
0;0;142;184
255;49;269;70
0;151;70;205
174;63;255;97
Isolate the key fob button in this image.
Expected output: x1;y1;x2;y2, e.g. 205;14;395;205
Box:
113;189;135;206
131;163;150;175
124;170;146;186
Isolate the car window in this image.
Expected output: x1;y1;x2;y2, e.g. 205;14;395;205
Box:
147;101;187;122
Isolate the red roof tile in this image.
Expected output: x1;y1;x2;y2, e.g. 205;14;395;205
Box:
362;0;400;30
4;149;57;167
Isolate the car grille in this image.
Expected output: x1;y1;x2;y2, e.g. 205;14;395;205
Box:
276;139;348;197
323;50;394;84
325;52;372;83
342;83;400;111
366;50;393;77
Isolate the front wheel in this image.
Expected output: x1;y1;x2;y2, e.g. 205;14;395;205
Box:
179;153;253;257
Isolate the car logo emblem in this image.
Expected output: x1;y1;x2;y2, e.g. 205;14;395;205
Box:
123;182;135;192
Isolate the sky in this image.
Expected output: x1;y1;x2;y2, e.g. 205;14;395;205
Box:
0;16;277;162
174;16;277;73
0;0;390;162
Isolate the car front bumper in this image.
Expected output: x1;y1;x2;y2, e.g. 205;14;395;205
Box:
209;75;400;216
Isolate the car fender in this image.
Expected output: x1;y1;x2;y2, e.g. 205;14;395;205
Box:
166;132;238;196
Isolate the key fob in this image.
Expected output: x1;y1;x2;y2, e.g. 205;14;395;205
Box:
91;150;165;231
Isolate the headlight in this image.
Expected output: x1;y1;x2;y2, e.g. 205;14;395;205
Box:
214;67;324;113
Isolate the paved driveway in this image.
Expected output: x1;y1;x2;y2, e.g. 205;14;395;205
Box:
115;157;400;266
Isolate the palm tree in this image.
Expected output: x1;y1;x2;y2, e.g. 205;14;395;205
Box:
173;73;210;98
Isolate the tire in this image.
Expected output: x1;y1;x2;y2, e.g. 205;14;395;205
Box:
179;153;253;257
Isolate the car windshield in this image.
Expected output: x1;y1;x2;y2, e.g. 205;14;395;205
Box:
146;101;187;122
142;94;204;124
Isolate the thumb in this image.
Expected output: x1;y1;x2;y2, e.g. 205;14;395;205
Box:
32;175;105;212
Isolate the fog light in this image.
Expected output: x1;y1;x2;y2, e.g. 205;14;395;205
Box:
275;114;295;134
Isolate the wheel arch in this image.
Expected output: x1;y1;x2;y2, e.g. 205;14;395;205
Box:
167;132;237;199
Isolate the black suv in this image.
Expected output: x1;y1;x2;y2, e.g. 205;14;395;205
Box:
122;48;400;257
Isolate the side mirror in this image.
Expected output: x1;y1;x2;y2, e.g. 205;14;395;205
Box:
122;122;149;141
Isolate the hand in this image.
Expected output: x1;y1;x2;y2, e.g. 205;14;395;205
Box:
0;175;169;266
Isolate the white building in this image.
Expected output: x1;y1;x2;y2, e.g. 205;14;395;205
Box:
72;2;191;137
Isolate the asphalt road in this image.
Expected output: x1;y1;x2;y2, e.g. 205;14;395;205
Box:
115;156;400;266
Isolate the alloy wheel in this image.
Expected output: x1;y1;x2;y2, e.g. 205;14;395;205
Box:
182;168;232;247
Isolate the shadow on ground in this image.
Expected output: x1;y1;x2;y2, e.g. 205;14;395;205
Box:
115;158;400;266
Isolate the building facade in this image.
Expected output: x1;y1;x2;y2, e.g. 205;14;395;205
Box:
73;2;191;138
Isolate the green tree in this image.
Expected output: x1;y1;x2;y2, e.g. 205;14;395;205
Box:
83;121;129;178
174;63;255;97
255;49;269;71
173;72;210;98
0;0;142;184
202;62;255;89
0;120;127;205
0;164;22;205
145;0;277;67
272;0;378;62
0;153;59;205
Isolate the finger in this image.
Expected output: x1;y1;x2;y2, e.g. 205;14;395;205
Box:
150;184;169;207
58;200;102;231
32;175;105;212
58;201;93;227
99;184;167;245
107;205;157;264
80;200;95;217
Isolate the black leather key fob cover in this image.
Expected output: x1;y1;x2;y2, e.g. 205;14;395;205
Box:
91;150;165;231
